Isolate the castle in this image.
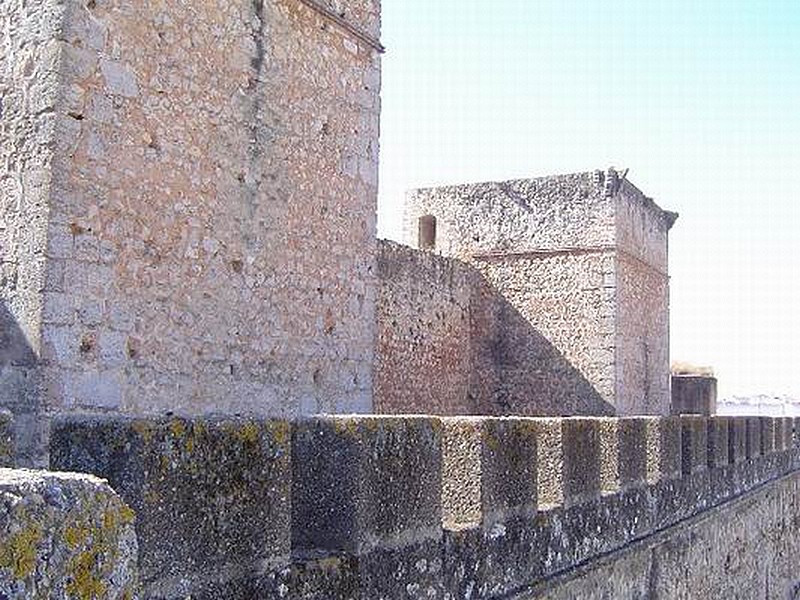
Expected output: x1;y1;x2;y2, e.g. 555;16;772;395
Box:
1;1;799;599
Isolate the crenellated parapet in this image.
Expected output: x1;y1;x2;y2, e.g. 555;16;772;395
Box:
45;413;800;599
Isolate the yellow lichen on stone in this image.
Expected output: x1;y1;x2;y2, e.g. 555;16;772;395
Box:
169;419;186;438
64;524;89;549
66;549;107;600
235;421;261;446
132;420;154;444
270;421;291;448
0;523;43;579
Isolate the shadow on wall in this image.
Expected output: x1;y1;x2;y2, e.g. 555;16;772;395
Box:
471;278;615;417
0;302;36;369
0;302;46;466
374;242;615;417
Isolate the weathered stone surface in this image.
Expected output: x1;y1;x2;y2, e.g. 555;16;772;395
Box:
644;416;682;483
707;416;730;469
0;468;138;599
681;416;708;475
531;419;564;510
375;241;495;416
562;419;601;507
441;418;537;530
746;417;762;459
402;171;676;416
599;417;648;494
49;415;291;599
2;0;382;439
0;411;13;467
519;471;800;600
441;418;482;529
761;417;777;454
728;417;747;464
292;416;443;598
671;374;717;415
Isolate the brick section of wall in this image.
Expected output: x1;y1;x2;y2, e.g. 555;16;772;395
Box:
374;240;491;415
1;0;382;425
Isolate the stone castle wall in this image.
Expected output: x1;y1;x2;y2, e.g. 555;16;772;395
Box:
1;0;382;448
374;240;495;415
614;181;673;415
397;171;675;416
44;412;800;598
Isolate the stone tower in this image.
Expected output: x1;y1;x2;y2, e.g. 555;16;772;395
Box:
403;169;678;416
1;0;382;463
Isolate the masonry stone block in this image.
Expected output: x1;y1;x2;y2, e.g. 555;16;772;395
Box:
774;418;787;451
532;418;564;510
292;416;442;557
644;417;682;483
707;417;730;469
0;411;13;467
599;418;648;494
562;418;602;507
794;418;800;449
746;417;762;459
0;468;138;599
480;418;538;525
441;418;482;529
49;415;291;599
292;416;443;598
728;418;747;465
681;417;708;476
760;417;777;454
781;417;793;451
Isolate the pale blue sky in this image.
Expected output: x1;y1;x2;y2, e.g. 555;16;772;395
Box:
376;0;800;399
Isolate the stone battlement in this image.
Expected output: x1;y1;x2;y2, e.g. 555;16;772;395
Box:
44;413;800;598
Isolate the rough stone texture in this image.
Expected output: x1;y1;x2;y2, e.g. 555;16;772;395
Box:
671;374;718;415
291;416;444;598
707;416;730;468
644;416;682;483
614;182;672;415
728;417;747;464
5;414;794;599
518;471;800;600
375;241;495;415
49;415;291;599
531;418;564;510
0;411;13;467
599;417;648;493
441;418;482;529
401;169;676;416
0;0;61;467
681;416;708;476
746;416;762;459
441;418;537;529
0;468;138;599
761;417;777;454
1;0;382;461
562;418;601;507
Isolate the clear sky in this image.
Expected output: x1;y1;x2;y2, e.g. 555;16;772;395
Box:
376;0;800;400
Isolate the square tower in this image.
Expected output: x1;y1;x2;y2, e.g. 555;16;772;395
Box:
404;169;677;416
1;0;382;462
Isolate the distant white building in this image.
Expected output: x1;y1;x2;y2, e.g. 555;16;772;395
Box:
718;395;800;417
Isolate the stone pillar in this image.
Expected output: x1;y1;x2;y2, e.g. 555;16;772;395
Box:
671;375;718;416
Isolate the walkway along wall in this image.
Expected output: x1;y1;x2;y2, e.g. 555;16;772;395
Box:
47;413;800;599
